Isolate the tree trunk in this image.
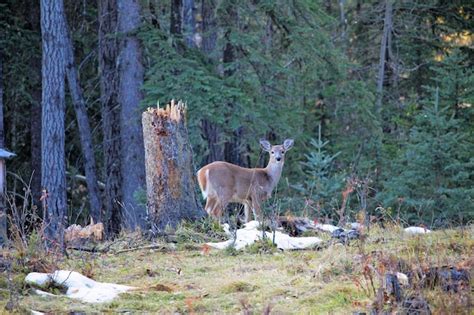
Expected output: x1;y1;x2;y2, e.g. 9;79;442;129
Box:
26;0;42;212
63;18;103;224
40;0;68;249
222;3;246;167
201;0;217;54
170;0;182;36
142;101;205;232
183;0;196;47
0;55;6;246
199;0;223;165
117;0;147;230
98;0;122;236
375;0;392;115
0;56;4;149
374;0;392;181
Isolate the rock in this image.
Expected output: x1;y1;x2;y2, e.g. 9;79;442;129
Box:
314;223;340;233
331;228;360;243
331;228;345;239
207;221;322;250
25;270;135;303
404;226;431;234
396;272;409;286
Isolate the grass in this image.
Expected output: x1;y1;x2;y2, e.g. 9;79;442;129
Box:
1;224;472;314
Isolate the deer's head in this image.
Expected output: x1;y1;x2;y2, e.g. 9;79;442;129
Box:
260;139;294;164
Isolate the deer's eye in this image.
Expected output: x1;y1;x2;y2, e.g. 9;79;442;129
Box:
271;151;274;154
282;151;285;154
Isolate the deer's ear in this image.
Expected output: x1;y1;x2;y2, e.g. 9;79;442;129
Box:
283;139;294;151
259;139;272;152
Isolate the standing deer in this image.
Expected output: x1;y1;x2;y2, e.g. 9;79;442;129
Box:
197;139;294;222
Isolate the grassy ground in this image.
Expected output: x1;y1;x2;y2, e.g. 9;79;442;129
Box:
1;224;473;314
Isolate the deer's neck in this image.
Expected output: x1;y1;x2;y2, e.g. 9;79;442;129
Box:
264;162;283;190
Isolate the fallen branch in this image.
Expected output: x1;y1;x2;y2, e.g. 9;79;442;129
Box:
113;244;172;254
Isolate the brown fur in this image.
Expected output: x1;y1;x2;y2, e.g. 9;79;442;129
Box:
196;139;294;222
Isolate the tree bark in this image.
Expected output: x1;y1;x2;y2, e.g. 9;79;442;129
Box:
142;101;205;232
183;0;196;47
117;0;147;230
40;0;68;249
222;3;247;167
375;0;392;115
0;56;4;149
374;0;392;181
0;55;6;246
170;0;183;36
25;0;43;213
98;0;122;235
201;0;217;55
63;18;103;224
199;0;223;165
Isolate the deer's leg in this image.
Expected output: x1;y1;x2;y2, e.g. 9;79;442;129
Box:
244;203;251;223
205;197;217;217
252;199;262;222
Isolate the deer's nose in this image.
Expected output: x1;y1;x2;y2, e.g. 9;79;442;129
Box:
276;157;281;162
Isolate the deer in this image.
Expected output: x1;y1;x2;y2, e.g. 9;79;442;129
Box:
196;139;294;223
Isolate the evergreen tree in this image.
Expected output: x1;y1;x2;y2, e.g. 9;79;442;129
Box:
381;88;474;226
293;126;345;218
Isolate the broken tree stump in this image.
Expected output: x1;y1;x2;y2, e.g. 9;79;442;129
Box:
142;100;205;233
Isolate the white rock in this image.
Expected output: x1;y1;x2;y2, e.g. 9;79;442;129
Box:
349;222;363;230
404;226;431;234
207;220;322;250
314;223;340;233
396;272;409;286
25;273;51;287
25;270;135;303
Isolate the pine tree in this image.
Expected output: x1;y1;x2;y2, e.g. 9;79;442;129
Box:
381;88;474;226
293;126;344;218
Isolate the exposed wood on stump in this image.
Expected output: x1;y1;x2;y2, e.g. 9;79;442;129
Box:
142;100;205;232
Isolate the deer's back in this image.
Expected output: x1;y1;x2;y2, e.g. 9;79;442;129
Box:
198;161;270;201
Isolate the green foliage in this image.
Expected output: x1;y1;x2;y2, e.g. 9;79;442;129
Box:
292;125;345;218
175;217;226;244
244;238;277;255
380;88;474;226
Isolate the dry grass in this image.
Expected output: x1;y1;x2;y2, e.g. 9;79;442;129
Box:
1;224;472;314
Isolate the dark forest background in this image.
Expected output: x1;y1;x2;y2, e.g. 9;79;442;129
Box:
0;0;472;241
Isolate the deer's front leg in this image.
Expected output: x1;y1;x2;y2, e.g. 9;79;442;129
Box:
251;199;262;222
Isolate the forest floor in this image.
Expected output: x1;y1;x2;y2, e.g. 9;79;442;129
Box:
1;223;473;314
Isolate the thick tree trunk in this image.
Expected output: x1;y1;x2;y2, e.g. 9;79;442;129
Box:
98;0;122;235
63;22;103;224
117;0;147;230
40;0;68;249
142;101;205;232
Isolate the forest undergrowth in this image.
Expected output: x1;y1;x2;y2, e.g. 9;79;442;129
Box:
0;220;472;314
